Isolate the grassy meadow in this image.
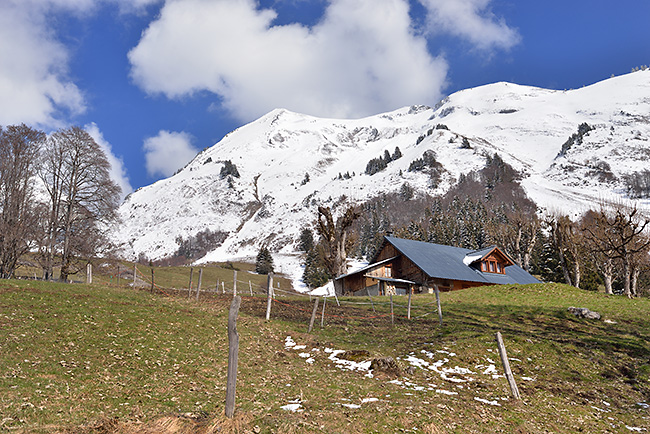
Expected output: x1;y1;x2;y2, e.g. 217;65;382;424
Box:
1;277;649;433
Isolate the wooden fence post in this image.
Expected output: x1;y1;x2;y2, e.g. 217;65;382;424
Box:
265;273;274;321
188;268;194;299
390;294;394;325
308;298;319;333
133;263;137;289
249;280;253;296
407;286;412;319
495;332;521;400
86;263;92;284
150;267;154;293
196;268;203;301
222;281;225;294
233;270;237;296
225;295;242;418
321;297;326;328
435;287;443;326
117;264;120;288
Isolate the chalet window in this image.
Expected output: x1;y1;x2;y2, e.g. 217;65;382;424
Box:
385;264;392;277
481;259;505;274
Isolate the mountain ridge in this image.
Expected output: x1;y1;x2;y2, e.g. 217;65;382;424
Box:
112;70;650;286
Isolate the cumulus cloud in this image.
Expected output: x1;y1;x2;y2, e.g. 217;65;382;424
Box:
418;0;520;51
0;2;85;127
84;123;134;200
0;0;162;128
143;130;199;178
128;0;449;121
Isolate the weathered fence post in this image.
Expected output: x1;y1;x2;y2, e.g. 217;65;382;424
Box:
265;273;274;321
321;296;326;328
188;268;194;299
222;281;225;294
434;286;443;326
249;280;253;296
407;286;412;319
86;263;92;284
225;295;242;418
150;267;154;293
196;268;203;301
495;332;521;400
233;270;237;296
133;263;137;289
390;294;394;325
308;298;319;333
116;264;120;287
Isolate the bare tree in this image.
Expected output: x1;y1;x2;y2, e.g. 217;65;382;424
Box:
0;125;45;278
37;126;121;281
488;207;540;272
582;203;650;297
545;214;582;287
580;210;616;294
317;205;360;277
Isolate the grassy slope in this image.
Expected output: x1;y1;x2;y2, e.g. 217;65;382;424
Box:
0;280;648;433
11;260;292;293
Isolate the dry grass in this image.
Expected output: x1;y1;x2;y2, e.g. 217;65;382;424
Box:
1;280;649;433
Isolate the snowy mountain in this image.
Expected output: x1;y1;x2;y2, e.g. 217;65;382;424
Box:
113;70;650;285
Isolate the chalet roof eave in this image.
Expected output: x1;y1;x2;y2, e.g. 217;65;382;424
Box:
362;275;417;285
334;255;400;281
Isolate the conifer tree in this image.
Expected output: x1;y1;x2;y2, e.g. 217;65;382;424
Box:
255;245;274;275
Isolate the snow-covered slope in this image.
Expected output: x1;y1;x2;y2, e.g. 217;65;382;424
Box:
113;71;650;283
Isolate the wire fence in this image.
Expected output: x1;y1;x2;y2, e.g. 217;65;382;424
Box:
120;264;444;326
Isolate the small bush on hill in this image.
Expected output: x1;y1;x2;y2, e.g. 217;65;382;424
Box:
220;160;240;179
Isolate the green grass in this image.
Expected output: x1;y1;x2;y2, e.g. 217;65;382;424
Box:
12;259;292;294
1;280;649;433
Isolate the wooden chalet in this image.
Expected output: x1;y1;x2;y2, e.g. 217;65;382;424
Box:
334;236;540;296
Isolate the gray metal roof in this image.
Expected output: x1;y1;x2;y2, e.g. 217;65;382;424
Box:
384;236;540;285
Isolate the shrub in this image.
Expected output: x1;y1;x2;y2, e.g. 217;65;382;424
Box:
220;160;240;179
556;123;594;158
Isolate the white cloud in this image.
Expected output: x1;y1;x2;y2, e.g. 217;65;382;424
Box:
0;0;163;128
143;130;199;178
0;2;85;127
128;0;449;121
418;0;520;51
84;123;134;200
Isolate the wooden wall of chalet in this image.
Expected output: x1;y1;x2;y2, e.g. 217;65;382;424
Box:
376;244;427;290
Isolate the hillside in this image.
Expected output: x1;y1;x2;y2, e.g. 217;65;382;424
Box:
112;70;650;285
1;280;649;433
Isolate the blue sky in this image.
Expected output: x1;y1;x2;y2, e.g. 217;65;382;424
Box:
1;0;648;198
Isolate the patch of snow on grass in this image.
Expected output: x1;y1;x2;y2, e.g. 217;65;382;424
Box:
281;403;302;412
436;389;458;395
474;397;501;406
327;350;372;374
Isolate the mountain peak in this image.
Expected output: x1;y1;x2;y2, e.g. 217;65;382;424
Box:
112;71;650;287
